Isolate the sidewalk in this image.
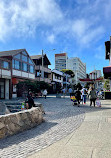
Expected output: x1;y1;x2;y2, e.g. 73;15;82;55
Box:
28;100;111;158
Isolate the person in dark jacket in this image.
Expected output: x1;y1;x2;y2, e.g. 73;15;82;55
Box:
75;88;82;107
89;88;97;107
25;94;35;109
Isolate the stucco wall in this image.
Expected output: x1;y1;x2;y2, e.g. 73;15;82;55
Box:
0;107;43;139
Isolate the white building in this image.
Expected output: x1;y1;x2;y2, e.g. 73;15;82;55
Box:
55;53;68;71
51;69;63;93
67;57;86;84
90;70;102;80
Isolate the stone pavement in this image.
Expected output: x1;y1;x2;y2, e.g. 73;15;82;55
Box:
28;99;111;158
0;97;85;158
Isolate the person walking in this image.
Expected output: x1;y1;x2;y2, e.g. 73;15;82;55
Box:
68;87;73;97
75;88;82;107
43;89;47;99
62;88;66;98
89;87;97;107
82;87;87;104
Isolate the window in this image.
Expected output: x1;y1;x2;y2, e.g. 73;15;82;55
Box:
22;51;27;56
15;60;21;70
22;63;28;72
29;58;33;64
29;65;34;73
22;55;27;62
14;54;21;59
2;61;9;69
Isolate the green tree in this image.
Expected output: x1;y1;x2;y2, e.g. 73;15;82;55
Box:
104;79;110;90
16;80;50;97
61;69;75;77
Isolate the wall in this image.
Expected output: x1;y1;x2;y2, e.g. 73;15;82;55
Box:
0;107;43;139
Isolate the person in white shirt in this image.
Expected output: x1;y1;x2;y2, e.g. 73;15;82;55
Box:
82;87;87;104
43;89;47;99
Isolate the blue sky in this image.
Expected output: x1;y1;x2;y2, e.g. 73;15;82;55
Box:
0;0;110;74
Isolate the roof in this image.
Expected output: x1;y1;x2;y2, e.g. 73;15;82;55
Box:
0;49;25;57
52;69;63;76
55;53;67;57
30;55;42;59
30;54;51;65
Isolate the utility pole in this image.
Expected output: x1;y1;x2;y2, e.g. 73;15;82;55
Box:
41;49;44;78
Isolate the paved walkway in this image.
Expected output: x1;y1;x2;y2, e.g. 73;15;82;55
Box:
0;97;85;158
28;99;111;158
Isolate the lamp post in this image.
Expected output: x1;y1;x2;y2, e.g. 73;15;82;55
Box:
41;49;44;78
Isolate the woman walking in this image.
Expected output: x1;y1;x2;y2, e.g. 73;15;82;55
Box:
75;88;82;107
89;88;97;107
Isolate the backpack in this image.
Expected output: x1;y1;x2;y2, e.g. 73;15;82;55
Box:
84;89;87;94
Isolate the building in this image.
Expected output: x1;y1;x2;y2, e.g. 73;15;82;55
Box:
55;53;68;71
103;39;111;90
67;57;86;85
51;69;63;93
79;69;103;90
0;57;11;99
90;70;102;80
0;49;35;99
31;54;51;84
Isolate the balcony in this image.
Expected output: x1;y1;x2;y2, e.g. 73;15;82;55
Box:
35;77;51;84
35;65;51;73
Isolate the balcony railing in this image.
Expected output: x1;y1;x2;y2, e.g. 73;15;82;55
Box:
35;65;51;73
35;77;51;84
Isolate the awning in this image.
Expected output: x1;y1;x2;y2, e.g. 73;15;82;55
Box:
79;78;103;82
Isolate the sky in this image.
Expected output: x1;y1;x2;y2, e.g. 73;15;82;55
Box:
0;0;110;74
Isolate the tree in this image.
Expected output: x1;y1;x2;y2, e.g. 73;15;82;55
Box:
16;80;50;97
104;79;110;90
61;69;75;77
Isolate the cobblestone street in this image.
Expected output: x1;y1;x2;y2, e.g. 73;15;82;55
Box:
0;97;85;158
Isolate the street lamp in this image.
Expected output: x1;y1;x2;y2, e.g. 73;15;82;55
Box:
41;49;56;79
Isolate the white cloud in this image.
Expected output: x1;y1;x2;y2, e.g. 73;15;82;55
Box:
0;0;110;47
47;34;55;44
0;0;63;41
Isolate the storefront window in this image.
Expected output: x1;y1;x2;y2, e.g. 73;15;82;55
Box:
0;79;4;99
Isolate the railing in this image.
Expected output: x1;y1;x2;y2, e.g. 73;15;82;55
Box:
35;77;51;83
35;65;51;73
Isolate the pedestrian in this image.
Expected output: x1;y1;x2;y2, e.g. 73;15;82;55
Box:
82;87;87;104
62;88;66;98
68;87;73;97
75;88;82;107
25;94;35;109
89;87;97;107
43;89;47;99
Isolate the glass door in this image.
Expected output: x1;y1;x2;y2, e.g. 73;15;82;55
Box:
0;79;5;99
